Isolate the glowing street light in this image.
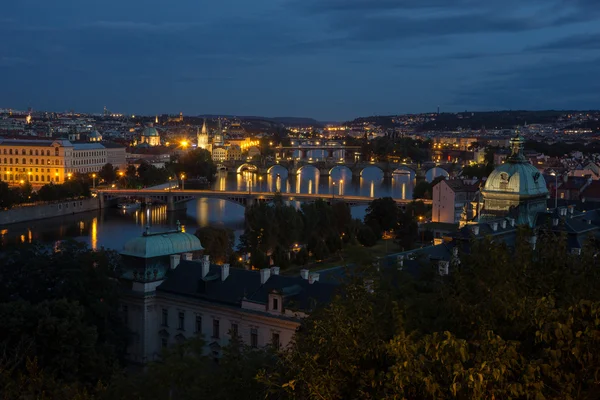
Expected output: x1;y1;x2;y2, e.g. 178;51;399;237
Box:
67;172;72;180
180;173;186;190
92;173;96;189
181;140;188;148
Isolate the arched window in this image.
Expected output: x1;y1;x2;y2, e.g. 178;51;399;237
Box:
46;150;50;156
35;150;38;156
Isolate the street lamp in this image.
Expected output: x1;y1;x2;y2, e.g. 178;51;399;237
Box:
55;172;59;182
550;170;558;209
92;173;96;189
180;173;185;190
168;176;172;192
332;181;336;199
339;179;343;196
67;172;72;180
258;175;263;192
27;171;31;181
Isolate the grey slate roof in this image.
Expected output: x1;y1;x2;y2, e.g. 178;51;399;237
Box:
157;261;338;313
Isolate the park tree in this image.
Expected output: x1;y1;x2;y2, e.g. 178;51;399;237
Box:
98;163;117;183
106;335;274;400
0;181;19;209
173;148;216;181
195;226;235;265
239;196;303;268
364;197;401;238
259;231;600;399
0;241;127;389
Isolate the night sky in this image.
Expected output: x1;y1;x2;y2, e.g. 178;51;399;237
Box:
1;0;599;121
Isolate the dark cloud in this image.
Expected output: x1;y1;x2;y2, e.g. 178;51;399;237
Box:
455;57;600;110
529;33;600;51
295;0;599;45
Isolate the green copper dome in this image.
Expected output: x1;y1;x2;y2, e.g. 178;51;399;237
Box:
142;123;159;137
482;135;548;198
121;229;204;259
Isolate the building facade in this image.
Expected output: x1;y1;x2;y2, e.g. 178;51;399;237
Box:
120;227;334;364
0;138;123;185
212;147;227;162
432;179;479;224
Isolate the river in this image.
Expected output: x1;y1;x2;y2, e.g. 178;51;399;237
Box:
0;165;445;251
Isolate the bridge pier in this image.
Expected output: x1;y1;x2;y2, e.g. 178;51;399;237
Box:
166;194;188;212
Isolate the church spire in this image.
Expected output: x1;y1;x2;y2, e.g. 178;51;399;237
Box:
508;127;527;163
201;118;207;135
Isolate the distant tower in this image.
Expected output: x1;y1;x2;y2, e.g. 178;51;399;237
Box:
197;119;209;150
213;117;224;146
155;115;159;124
179;112;183;123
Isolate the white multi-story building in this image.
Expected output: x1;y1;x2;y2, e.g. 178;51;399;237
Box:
119;228;335;364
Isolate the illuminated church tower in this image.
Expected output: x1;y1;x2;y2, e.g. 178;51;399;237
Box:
197;118;210;151
213;117;225;146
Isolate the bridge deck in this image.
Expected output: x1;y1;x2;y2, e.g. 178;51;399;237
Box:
99;189;431;205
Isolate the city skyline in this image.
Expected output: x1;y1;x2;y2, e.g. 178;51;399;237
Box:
1;0;599;120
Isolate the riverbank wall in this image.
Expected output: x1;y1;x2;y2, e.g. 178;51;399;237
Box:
0;198;104;226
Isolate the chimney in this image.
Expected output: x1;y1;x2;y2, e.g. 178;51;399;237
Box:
202;255;210;278
508;218;516;227
270;266;280;276
260;268;271;284
169;254;181;269
552;218;559;226
182;253;193;261
221;263;230;281
501;220;507;229
471;225;480;236
530;235;538;250
300;269;309;280
559;207;567;217
397;255;404;268
438;261;449;276
308;273;320;284
491;222;498;232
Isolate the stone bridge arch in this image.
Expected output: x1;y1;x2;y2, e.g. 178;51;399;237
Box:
236;163;258;173
425;166;450;182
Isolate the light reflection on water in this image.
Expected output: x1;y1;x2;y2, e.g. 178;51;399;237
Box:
0;168;416;251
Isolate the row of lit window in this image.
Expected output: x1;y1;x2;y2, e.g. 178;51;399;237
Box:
2;158;63;166
1;148;57;156
159;309;279;349
74;150;105;158
72;159;105;165
1;174;59;182
3;167;56;173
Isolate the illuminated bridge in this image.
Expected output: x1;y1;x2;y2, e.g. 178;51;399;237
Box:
98;189;431;211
